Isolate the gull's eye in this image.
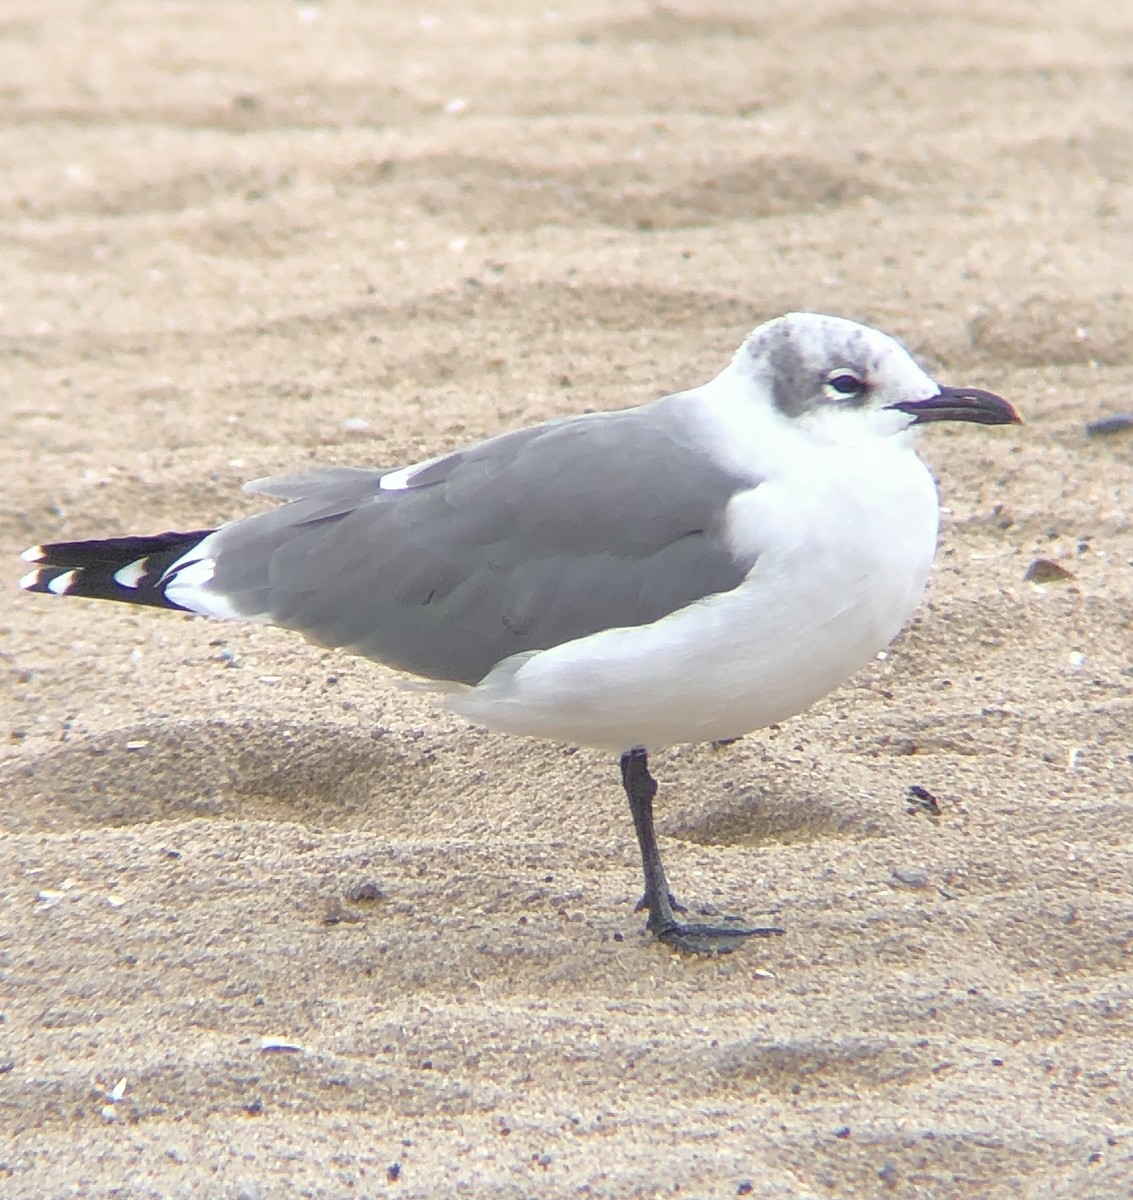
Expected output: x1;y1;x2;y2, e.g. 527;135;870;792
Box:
824;369;867;401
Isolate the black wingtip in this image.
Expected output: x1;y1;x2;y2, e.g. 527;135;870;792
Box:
18;530;213;610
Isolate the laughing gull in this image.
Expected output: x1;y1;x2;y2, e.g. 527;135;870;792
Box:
20;312;1019;954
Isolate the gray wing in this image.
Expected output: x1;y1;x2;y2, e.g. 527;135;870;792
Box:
201;395;761;685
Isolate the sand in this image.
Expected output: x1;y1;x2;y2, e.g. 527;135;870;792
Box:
2;1;1133;1196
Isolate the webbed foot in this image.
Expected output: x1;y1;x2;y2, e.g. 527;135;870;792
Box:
651;917;784;956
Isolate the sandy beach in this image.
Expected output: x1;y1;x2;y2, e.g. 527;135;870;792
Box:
2;1;1132;1196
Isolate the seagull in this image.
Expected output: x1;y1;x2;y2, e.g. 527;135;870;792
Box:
19;312;1019;954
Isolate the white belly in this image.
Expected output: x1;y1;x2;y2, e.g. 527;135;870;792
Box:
452;442;940;753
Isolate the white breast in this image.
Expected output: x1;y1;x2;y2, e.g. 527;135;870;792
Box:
454;426;940;754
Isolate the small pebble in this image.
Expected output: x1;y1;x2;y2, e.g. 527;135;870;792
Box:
891;866;929;889
259;1037;303;1053
1085;413;1133;437
906;785;941;816
345;880;385;903
1024;558;1075;583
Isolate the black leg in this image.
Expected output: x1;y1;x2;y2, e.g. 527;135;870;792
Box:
620;748;784;955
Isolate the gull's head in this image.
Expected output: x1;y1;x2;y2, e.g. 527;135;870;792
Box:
732;312;1019;442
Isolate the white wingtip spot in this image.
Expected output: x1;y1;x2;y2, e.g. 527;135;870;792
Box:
378;451;446;492
113;558;149;589
47;569;80;596
18;569;43;591
21;545;45;562
378;465;417;492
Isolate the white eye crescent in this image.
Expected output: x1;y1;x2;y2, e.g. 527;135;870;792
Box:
824;369;867;402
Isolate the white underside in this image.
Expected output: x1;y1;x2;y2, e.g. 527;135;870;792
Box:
163;535;253;621
452;377;941;753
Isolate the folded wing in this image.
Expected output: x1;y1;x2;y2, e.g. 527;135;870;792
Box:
178;397;764;686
